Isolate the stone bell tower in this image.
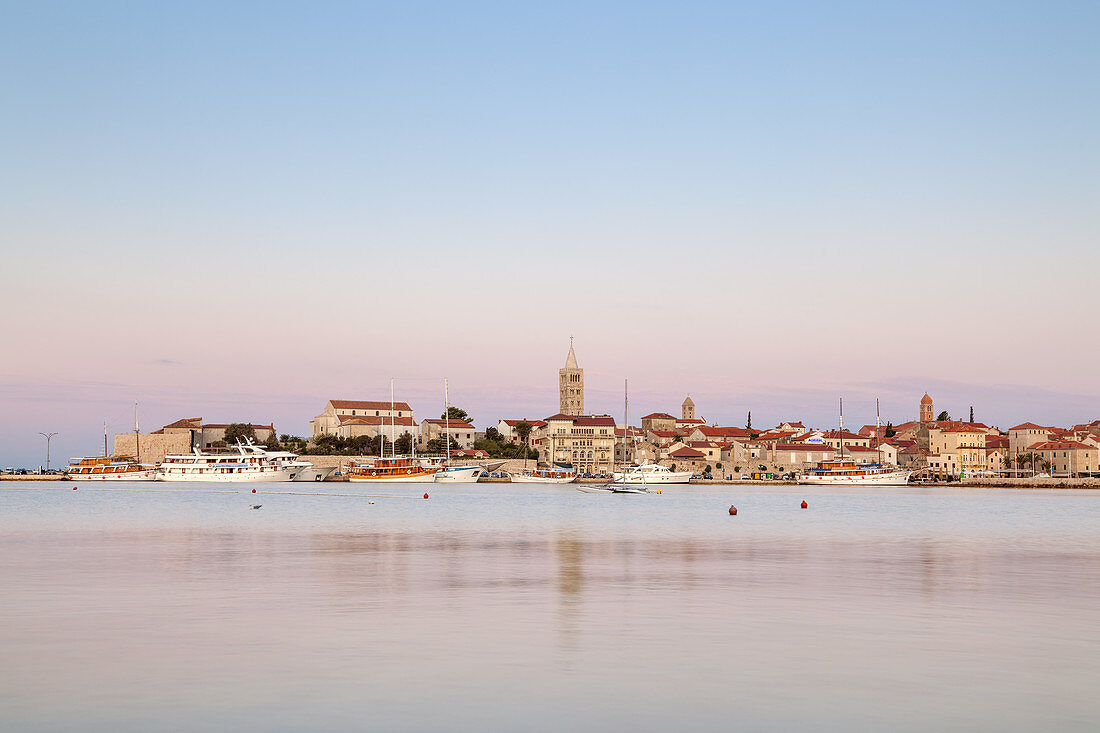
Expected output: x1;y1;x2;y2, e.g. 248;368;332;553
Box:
682;396;695;421
559;338;584;416
920;393;934;424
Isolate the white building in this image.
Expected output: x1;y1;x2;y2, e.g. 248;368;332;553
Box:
310;400;415;439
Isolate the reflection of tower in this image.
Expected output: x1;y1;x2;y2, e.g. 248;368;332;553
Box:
920;393;934;423
682;396;695;421
559;338;584;416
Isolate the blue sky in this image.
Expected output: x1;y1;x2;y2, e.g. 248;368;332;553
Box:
1;1;1098;465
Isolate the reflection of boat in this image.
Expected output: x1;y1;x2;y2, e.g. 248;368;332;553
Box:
797;459;912;485
348;456;439;482
509;466;576;483
66;456;157;481
612;462;692;484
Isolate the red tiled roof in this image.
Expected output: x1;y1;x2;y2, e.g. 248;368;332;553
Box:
161;418;203;430
696;426;750;438
501;419;547;427
822;430;865;440
1031;440;1093;451
330;400;413;412
774;443;835;453
338;415;417;427
649;429;682;438
669;447;705;458
1010;422;1047;431
423;419;474;428
985;436;1009;449
641;412;677;421
204;423;275;430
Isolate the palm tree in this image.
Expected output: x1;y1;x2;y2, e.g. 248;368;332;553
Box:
513;421;533;469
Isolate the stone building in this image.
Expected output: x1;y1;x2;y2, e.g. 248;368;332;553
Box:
310;400;415;439
114;417;275;465
681;396;695;421
920;393;934;423
420;419;476;450
641;412;677;434
1031;441;1098;476
540;413;616;475
559;341;584;416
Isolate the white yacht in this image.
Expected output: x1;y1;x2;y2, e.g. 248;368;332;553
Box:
611;462;693;484
431;378;484;483
157;441;310;482
509;466;577;483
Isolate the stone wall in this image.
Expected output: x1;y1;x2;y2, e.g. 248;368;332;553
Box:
113;433;192;465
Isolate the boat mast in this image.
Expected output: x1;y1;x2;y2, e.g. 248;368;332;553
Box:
103;418;108;457
390;378;396;458
134;402;140;463
876;398;882;465
839;397;845;459
444;377;450;464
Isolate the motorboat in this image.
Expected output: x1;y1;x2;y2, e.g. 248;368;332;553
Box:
348;456;439;483
797;458;912;485
611;462;692;484
66;456;157;481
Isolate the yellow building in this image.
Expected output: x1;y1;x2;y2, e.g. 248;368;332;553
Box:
541;413;616;475
1031;441;1098;477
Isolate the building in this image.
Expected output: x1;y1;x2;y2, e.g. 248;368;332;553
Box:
1007;423;1052;457
822;430;870;450
641;412;677;434
114;417;276;465
541;413;616;475
920;393;934;423
1031;441;1098;477
771;443;836;470
559;340;584;416
497;419;548;444
688;426;751;444
420;419;476;450
311;400;415;439
681;396;695;421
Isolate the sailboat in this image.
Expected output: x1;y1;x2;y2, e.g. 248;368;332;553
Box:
433;378;483;483
797;398;912;486
67;404;157;481
577;379;659;494
349;379;439;483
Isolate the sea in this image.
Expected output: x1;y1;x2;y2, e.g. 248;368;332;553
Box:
1;482;1098;732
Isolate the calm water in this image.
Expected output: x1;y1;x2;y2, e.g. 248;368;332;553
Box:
1;482;1098;732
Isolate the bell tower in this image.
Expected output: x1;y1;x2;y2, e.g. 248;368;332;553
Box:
682;396;695;420
920;393;934;424
559;338;584;416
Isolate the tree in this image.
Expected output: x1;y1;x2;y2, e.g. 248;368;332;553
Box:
441;406;470;422
223;423;256;445
395;432;413;455
969;406;974;423
746;411;752;430
884;421;896;438
485;426;502;442
263;433;279;450
513;421;533;467
936;411;950;422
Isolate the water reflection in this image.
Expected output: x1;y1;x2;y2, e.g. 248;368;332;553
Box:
0;484;1098;732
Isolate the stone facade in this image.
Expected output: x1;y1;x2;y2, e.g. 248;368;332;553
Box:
558;342;584;416
541;413;616;474
113;432;191;466
681;396;695;421
420;419;476;449
311;400;415;439
920;393;934;423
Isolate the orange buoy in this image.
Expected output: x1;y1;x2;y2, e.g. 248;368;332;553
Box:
800;500;808;509
728;505;737;516
423;493;429;499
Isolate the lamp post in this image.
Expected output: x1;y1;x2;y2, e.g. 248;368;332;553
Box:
38;432;58;472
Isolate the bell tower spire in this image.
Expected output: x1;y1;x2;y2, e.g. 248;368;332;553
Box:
559;339;584;416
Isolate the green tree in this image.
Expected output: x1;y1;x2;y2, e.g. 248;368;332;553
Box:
441;406;470;422
395;432;413;455
746;411;752;430
884;421;896;438
513;421;533;467
223;423;256;445
484;427;502;442
263;433;280;450
936;410;950;422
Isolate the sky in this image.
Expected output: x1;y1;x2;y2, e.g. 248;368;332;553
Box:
1;1;1098;466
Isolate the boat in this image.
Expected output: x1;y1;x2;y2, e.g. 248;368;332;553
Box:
67;408;157;481
509;465;577;483
611;462;692;484
66;456;157;481
797;458;912;485
158;443;297;482
348;455;439;482
796;398;912;486
579;380;663;494
433;378;484;483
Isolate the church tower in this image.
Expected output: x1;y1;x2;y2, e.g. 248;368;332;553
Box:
920;393;934;424
682;396;695;421
559;339;584;416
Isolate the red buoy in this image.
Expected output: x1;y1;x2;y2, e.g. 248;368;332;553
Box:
728;505;737;516
73;487;77;490
423;493;429;499
252;489;257;493
800;500;808;509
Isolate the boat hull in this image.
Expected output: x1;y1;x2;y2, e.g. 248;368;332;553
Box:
611;471;693;484
291;466;336;482
157;468;294;482
433;466;483;483
509;473;576;484
797;470;912;486
348;473;437;483
68;471;157;481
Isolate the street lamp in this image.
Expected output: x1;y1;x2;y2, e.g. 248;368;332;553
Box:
38;432;58;472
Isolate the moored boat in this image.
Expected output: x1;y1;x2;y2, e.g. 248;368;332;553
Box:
66;456;157;481
158;443;296;482
611;462;692;484
509;466;576;483
348;456;439;482
797;458;912;485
